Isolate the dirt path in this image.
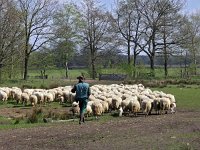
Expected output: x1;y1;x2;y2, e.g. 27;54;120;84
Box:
0;109;200;150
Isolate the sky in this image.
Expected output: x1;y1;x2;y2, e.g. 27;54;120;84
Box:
60;0;200;13
98;0;200;14
184;0;200;13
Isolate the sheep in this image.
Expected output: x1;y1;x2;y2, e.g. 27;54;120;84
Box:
44;93;54;103
141;99;152;117
153;98;161;115
14;92;22;104
121;99;131;112
23;89;34;96
0;88;10;99
69;93;76;103
92;101;103;119
29;95;38;106
111;96;122;111
170;102;176;114
21;93;29;105
47;89;56;100
62;90;71;102
58;95;65;104
118;106;123;117
70;103;80;117
100;100;109;113
33;92;44;105
86;105;93;117
104;98;113;111
0;90;8;102
129;100;141;117
0;84;177;120
160;98;171;115
166;94;176;104
89;94;96;101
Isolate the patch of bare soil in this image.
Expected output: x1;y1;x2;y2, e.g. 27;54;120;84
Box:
0;109;199;150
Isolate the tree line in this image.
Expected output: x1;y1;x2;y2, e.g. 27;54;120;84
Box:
0;0;200;80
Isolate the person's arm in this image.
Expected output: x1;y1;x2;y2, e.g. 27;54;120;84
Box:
71;85;76;93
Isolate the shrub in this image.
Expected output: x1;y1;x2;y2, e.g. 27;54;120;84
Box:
26;107;43;123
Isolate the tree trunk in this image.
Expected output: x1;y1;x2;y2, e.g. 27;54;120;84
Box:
150;56;155;77
163;29;168;78
91;60;96;79
65;61;68;79
184;51;188;78
127;40;131;65
9;56;14;79
193;53;197;75
23;55;29;80
133;52;137;78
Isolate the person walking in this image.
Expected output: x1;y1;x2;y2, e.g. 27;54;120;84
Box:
71;75;91;124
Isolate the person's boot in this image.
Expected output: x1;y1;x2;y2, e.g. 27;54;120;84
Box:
79;115;82;125
79;113;83;124
83;116;85;123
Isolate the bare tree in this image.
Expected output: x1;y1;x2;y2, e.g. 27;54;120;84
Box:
78;0;117;79
115;0;143;67
52;3;79;79
156;1;184;78
0;0;22;81
17;0;57;80
184;12;200;75
138;0;184;76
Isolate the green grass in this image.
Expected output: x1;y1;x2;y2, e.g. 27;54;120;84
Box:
152;86;200;109
28;68;89;79
0;83;200;130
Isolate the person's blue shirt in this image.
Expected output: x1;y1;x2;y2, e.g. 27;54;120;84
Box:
71;80;91;99
75;82;90;99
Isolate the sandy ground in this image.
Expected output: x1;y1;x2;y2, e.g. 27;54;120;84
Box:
0;108;199;150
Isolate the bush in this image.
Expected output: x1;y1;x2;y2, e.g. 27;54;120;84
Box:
26;107;43;123
44;109;72;120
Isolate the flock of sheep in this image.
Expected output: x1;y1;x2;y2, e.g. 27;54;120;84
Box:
0;83;176;118
69;84;176;118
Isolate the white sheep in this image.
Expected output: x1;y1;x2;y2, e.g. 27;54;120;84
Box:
58;95;65;104
111;96;122;110
0;90;8;102
21;93;29;105
153;98;161;115
86;105;93;117
14;92;22;104
29;95;38;106
118;106;123;117
170;102;176;114
141;99;152;117
70;101;80;117
92;101;103;119
121;99;131;111
33;92;44;105
44;93;54;103
129;100;141;117
100;100;109;113
160;98;171;115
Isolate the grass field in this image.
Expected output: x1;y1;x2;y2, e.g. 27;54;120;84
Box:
0;84;199;149
0;85;199;129
152;86;200;109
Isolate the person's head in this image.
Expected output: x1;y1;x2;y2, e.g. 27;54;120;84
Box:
77;75;84;82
